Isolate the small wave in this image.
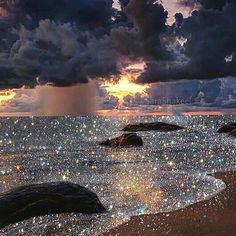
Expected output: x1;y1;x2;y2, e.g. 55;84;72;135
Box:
0;167;225;236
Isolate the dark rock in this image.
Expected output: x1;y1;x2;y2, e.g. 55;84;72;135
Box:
100;133;143;148
122;122;184;132
229;129;236;137
0;182;106;229
217;123;236;133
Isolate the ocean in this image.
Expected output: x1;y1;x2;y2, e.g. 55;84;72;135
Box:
0;116;235;235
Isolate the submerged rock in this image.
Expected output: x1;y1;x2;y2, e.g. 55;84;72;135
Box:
0;182;106;229
100;133;143;148
229;129;236;137
217;123;236;133
122;122;184;132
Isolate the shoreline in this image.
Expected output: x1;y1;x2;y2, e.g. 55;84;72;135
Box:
104;171;236;236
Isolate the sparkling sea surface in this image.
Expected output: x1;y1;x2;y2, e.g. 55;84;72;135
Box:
0;116;235;235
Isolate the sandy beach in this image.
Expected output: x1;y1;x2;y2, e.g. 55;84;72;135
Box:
105;171;236;236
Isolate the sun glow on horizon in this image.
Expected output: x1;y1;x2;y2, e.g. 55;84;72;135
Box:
103;76;149;101
101;62;149;102
0;90;17;106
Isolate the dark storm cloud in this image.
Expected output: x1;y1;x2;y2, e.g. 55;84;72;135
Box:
138;1;236;83
1;0;236;89
124;0;170;59
1;0;114;27
109;0;172;61
107;0;172;61
0;0;174;88
124;0;167;37
0;19;118;88
119;0;129;8
0;0;120;88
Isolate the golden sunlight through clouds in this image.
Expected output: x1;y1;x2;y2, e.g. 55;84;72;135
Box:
0;90;16;106
101;62;149;102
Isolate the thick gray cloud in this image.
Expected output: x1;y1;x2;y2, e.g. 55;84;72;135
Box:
138;0;236;83
111;0;172;60
0;0;173;88
0;0;236;90
119;78;236;109
1;0;114;28
0;89;36;113
0;0;120;88
0;20;119;88
124;0;170;60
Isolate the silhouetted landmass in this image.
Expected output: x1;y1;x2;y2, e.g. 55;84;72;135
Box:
122;122;184;132
100;133;143;148
229;129;236;137
218;123;236;133
0;182;106;229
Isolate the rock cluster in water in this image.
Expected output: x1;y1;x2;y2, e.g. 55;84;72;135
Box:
122;122;184;132
0;182;106;229
218;123;236;137
99;133;143;148
100;122;184;148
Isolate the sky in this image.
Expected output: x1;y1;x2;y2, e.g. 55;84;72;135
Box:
0;0;236;116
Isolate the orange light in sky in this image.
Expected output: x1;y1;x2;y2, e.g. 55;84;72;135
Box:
101;62;149;102
0;7;7;17
0;90;17;106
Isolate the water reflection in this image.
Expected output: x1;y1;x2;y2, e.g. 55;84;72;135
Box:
108;169;163;215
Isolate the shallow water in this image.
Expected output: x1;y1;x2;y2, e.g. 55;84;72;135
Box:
0;116;235;235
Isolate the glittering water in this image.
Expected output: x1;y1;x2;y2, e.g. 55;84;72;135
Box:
0;116;234;235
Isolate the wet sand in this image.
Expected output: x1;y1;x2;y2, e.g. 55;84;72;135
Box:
104;172;236;236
